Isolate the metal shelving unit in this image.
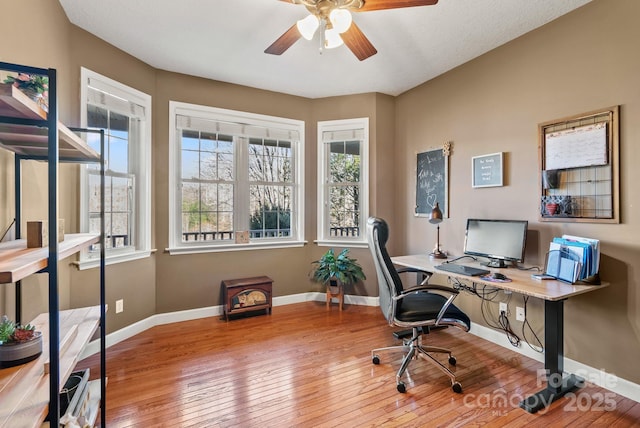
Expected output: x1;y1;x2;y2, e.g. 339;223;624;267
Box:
0;61;106;427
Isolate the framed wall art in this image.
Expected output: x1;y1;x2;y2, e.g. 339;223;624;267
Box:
472;152;503;188
415;142;451;217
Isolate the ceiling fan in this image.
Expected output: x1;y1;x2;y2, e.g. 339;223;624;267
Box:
265;0;439;61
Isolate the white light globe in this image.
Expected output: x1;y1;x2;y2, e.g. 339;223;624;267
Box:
296;15;320;40
324;28;344;49
329;9;352;33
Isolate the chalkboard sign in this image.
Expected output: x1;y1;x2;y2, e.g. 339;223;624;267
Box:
416;149;448;216
472;152;503;188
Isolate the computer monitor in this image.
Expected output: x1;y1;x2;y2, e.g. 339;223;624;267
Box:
463;219;528;268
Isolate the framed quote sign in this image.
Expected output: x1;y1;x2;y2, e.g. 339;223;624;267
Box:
472;152;503;188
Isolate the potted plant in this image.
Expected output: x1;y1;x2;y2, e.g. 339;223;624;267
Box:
0;315;42;368
311;248;366;309
3;73;49;110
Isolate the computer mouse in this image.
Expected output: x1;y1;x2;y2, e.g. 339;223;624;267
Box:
492;272;508;280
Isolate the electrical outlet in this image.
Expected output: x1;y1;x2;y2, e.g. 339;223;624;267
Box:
499;302;508;315
116;299;124;314
516;306;525;322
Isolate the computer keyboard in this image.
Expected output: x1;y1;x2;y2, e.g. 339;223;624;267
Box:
435;263;490;277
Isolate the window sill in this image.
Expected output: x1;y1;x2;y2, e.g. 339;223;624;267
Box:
315;239;368;248
167;240;307;255
73;249;156;270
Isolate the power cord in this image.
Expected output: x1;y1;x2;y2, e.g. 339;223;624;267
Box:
498;309;521;347
444;255;478;264
449;275;542;351
516;265;542;272
521;296;544;353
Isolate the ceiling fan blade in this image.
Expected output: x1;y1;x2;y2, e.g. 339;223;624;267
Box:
356;0;438;12
265;24;302;55
341;22;377;61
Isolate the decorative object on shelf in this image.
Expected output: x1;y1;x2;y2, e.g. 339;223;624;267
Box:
3;72;48;111
541;195;573;217
26;220;65;248
0;315;42;368
542;169;560;189
311;248;366;310
428;201;447;259
545;203;558;216
234;230;249;244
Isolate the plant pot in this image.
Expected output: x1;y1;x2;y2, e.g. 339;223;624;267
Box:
0;331;42;368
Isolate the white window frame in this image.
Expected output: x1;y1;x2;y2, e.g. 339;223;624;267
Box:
316;118;369;247
168;101;305;254
78;67;152;269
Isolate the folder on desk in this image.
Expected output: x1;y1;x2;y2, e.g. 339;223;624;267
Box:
546;235;600;283
545;246;581;283
560;235;600;277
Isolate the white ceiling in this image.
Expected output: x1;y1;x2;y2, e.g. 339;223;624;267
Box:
58;0;591;99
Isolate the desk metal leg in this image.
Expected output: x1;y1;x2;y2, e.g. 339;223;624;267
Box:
520;299;584;413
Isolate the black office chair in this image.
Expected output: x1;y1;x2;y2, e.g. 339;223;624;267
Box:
366;217;470;393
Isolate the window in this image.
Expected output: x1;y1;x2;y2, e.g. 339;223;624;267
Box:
168;102;305;253
79;68;152;268
317;118;369;246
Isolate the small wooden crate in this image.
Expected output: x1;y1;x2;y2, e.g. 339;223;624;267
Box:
221;276;273;321
26;220;65;248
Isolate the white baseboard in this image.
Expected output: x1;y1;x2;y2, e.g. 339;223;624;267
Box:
81;292;318;358
81;293;638;403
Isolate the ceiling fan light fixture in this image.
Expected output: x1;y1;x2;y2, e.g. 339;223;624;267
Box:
324;27;344;49
329;8;352;33
297;14;320;40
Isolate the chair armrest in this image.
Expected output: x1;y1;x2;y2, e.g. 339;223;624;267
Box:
396;267;432;286
401;284;459;296
396;267;429;275
395;284;461;326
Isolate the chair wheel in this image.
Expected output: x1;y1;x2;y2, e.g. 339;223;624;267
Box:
372;355;380;365
448;356;457;366
452;382;463;393
397;382;406;393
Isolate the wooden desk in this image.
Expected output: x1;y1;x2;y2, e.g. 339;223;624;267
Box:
391;254;608;414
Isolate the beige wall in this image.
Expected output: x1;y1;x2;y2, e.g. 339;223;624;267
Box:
395;0;640;383
1;0;638;386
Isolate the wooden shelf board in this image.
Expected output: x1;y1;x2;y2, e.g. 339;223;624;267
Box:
0;233;99;284
0;83;46;120
0;306;102;428
0;83;99;161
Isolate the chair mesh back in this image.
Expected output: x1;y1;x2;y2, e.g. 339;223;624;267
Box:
367;217;404;324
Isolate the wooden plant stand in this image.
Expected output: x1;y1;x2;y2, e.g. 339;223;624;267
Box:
325;282;344;311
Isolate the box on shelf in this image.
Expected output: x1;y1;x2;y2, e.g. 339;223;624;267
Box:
26;220;64;247
45;368;92;427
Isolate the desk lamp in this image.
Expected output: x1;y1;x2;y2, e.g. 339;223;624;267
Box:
429;202;447;259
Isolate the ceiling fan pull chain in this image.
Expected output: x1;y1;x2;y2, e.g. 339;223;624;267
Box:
319;19;326;55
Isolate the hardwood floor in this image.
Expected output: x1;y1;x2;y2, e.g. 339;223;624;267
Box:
76;302;640;427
